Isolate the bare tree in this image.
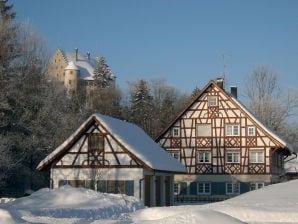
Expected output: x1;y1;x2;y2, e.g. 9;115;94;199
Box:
244;65;297;132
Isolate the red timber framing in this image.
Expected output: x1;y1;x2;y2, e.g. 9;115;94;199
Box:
156;80;292;176
39;116;146;171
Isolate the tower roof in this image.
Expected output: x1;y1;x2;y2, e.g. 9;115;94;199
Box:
65;61;79;70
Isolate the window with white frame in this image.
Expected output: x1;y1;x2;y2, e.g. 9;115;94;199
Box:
250;182;264;191
226;151;240;163
208;96;218;107
170;151;180;161
249;151;264;163
226;125;240;136
248;126;256;136
226;182;240;194
197;151;211;163
172;127;180;137
197;182;211;194
174;183;180;195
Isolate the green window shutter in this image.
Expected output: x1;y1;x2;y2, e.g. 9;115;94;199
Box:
180;182;187;195
189;182;197;195
58;180;67;187
97;180;107;192
125;180;134;196
85;180;95;190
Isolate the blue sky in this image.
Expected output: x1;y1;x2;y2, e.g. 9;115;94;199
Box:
11;0;298;98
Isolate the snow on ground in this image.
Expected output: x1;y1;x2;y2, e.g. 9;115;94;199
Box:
1;180;298;223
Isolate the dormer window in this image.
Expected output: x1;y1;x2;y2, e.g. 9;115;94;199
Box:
208;96;218;107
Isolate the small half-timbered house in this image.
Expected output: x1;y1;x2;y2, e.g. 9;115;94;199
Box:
37;114;186;207
156;79;293;202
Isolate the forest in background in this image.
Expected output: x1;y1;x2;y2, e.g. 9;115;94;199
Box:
1;0;298;197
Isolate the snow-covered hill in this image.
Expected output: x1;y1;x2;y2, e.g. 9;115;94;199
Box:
1;180;298;223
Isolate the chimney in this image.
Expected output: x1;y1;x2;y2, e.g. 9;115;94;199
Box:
231;86;237;99
86;52;90;60
216;78;224;89
74;48;78;61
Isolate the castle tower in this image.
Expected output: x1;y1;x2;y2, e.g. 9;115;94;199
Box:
64;61;79;94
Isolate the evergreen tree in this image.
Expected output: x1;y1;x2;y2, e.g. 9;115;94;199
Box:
129;79;154;136
191;86;200;98
93;56;114;88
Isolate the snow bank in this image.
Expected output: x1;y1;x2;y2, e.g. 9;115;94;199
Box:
0;185;144;223
1;180;298;223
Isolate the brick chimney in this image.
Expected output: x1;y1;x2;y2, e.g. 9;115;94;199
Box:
216;78;224;90
74;48;78;61
231;86;237;99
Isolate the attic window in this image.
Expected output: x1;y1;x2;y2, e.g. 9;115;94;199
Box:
172;128;180;137
88;134;104;152
208;96;218;107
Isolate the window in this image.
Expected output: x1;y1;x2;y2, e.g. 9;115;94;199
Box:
208;96;218;106
172;128;180;137
250;182;264;191
248;126;255;136
107;180;125;194
226;151;240;163
226;125;240;136
197;182;211;195
69;80;72;85
174;182;187;195
170;151;180;161
174;183;179;195
249;151;264;163
88;134;104;152
226;182;240;194
197;151;211;163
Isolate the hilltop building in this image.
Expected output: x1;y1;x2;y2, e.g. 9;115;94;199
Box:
45;48;115;95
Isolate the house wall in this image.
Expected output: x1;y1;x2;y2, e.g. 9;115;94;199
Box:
51;168;143;199
157;81;288;202
45;49;67;82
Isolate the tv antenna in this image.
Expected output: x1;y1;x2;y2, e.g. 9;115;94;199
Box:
222;53;231;81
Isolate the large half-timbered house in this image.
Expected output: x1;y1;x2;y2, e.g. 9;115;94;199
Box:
156;79;293;202
37;114;186;207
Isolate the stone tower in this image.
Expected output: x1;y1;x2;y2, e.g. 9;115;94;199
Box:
64;61;79;94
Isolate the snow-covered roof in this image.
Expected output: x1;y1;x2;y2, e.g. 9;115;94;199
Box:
62;50;98;80
65;61;79;70
37;114;186;173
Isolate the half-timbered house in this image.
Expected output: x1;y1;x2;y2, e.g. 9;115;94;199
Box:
37;114;186;207
156;79;293;202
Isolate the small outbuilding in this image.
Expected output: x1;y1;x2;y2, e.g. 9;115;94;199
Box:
37;114;186;207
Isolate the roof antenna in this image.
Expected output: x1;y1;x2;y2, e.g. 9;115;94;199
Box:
222;53;231;88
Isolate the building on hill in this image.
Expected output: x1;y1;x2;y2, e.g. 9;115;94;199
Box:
45;48;116;95
37;113;186;207
155;79;293;202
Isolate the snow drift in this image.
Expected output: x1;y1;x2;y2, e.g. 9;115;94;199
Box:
1;180;298;223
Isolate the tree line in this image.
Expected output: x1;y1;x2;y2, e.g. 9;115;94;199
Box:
0;0;297;197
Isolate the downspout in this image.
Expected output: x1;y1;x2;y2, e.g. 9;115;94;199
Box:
139;178;144;200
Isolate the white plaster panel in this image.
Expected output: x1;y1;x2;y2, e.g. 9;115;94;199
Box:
183;119;193;127
116;154;132;165
61;154;77;165
73;154;88;165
